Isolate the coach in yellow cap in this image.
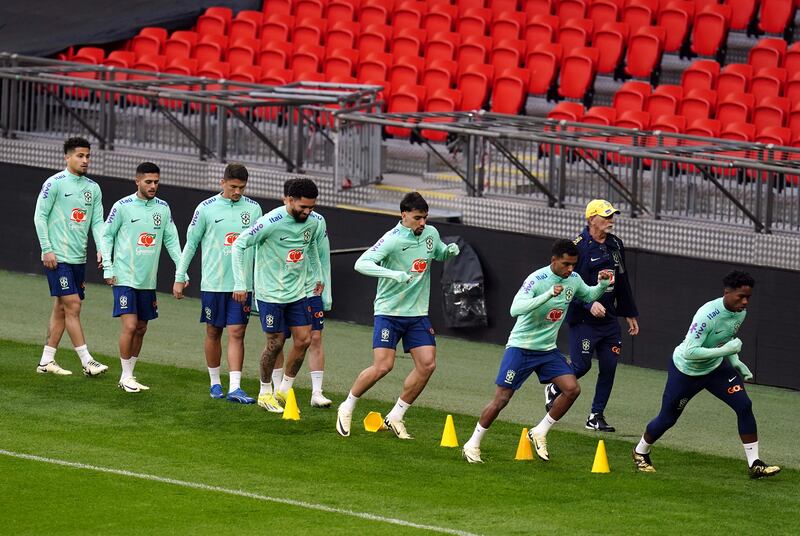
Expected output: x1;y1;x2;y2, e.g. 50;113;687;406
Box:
543;199;639;433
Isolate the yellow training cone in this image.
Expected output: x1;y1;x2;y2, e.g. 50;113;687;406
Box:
440;414;459;447
363;411;385;432
515;428;533;460
281;388;300;421
591;440;611;473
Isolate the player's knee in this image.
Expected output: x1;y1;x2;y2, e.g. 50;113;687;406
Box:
562;382;581;400
206;328;223;341
135;323;148;337
294;334;312;351
374;361;394;377
418;359;436;377
736;396;753;416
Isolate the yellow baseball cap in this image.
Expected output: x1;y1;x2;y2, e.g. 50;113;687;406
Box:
585;199;621;219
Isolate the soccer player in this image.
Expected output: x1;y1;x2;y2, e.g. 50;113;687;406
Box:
632;271;781;479
101;162;183;393
462;239;612;464
275;180;333;408
544;199;639;432
231;178;325;414
33;136;108;377
335;192;460;439
173;163;262;403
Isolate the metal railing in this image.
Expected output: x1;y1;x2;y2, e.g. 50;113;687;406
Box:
0;53;381;181
336;110;800;233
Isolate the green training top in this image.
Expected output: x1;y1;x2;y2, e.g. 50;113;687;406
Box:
304;211;332;310
101;194;182;290
673;297;746;376
507;266;610;351
354;222;456;317
33;169;104;264
174;194;263;292
231;205;323;304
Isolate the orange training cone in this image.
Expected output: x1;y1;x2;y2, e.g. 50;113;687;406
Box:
281;388;300;421
591;439;611;473
515;428;534;460
440;414;459;447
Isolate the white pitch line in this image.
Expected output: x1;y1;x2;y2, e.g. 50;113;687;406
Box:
0;449;481;536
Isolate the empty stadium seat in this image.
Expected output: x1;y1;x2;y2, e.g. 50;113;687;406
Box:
752;95;790;132
588;0;620;29
582;104;616;124
750;67;787;99
491;67;529;114
386;84;426;137
259;41;293;71
261;14;293;43
716;63;753;100
593;22;628;76
625;26;665;81
421;88;462;141
646;84;683;117
526;42;561;97
230;11;263;41
424;3;457;34
726;0;758;31
327;0;358;24
558;0;588;22
679;87;717;119
686;118;722;138
389;56;424;89
716;91;755;126
457;64;493;110
547;101;586;121
357;52;393;82
358;24;392;56
327;20;359;50
681;60;720;91
558;46;599;100
524;14;559;47
458;7;492;36
295;0;325;21
323;48;359;79
422;59;458;93
720;121;756;141
757;0;795;35
748;38;788;71
426;32;460;62
492;11;526;40
558;18;594;57
691;4;731;59
491;39;526;72
658;1;692;54
164;31;198;62
613;80;652;112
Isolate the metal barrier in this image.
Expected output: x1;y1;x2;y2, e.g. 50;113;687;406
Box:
336;111;800;233
0;53;381;181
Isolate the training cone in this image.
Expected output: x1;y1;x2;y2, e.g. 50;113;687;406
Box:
281;388;300;421
439;414;459;448
515;428;534;460
591;440;611;473
363;411;385;432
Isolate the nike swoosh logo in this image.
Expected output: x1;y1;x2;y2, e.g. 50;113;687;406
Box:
279;236;289;241
402;245;414;251
728;377;736;382
590;257;602;262
64;193;73;197
215;219;224;223
130;219;140;223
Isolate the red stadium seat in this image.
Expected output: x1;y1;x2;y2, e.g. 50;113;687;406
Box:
557;0;587;23
259;41;293;71
294;18;325;47
650;113;686;133
262;0;291;16
681;60;720;91
582;104;616;125
491;39;526;73
359;1;391;26
228;37;260;69
622;3;653;29
394;2;427;30
548;101;585;121
131;34;162;58
679;88;717;119
457;64;493;110
458;35;492;66
755;125;791;145
658;1;692;54
613;80;652;112
524;14;558;48
423;58;458;93
523;0;553;16
783;42;800;74
295;0;325;21
386;84;426;137
327;21;359;50
197;11;228;37
327;0;357;23
716;91;755;127
491;67;529;114
646;84;683;117
592;22;628;76
625;26;665;80
716;64;753;100
558;46;598;100
748;38;788;71
391;27;427;58
720;121;756;141
750;67;787;99
690;5;731;58
558;18;594;57
752;95;790;132
458;7;493;36
357;51;393;82
421;88;462;141
588;0;620;29
686;118;721;138
526;42;561;97
492;11;527;40
490;0;520;12
291;44;324;75
261;14;294;43
726;0;758;31
358;24;392;56
230;11;263;41
426;32;460;62
389;56;424;89
785;72;800;107
424;3;457;35
323;48;359;79
193;37;224;65
757;0;795;35
73;47;105;64
164;31;198;62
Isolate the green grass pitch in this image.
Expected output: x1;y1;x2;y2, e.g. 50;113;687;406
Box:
0;271;797;535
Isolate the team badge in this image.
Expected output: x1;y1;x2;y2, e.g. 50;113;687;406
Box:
504;370;516;384
204;307;212;320
565;287;574;301
265;314;274;327
581;339;591;352
152;213;162;227
83;191;92;204
380;328;390;342
241;212;251;225
425;236;434;251
119;296;128;308
303;229;311;242
733;321;741;333
59;276;69;290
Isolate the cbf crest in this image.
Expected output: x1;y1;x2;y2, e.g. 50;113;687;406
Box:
564;287;574;301
152;212;162;227
241;212;251;226
83;191;92;204
380;328;390;342
303;229;311;242
425;236;434;252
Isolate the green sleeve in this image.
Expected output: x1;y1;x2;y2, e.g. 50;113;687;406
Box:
90;186;105;258
683;315;732;360
33;179;57;254
232;217;272;291
102;202;122;279
175;205;205;283
574;276;610;303
354;232;406;281
163;208;183;270
509;282;554;317
316;220;332;310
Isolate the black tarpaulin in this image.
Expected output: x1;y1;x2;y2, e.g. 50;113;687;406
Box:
441;236;488;329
